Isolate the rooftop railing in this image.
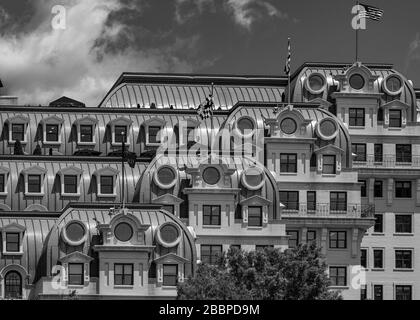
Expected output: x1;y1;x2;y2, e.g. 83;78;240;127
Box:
353;154;420;168
281;203;375;218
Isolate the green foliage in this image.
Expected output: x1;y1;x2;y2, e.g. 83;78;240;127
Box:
177;243;342;300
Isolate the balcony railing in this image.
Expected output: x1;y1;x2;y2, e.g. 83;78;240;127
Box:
353;154;420;168
281;203;375;218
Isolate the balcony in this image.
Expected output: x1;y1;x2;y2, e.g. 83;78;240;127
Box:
281;203;375;218
353;154;419;169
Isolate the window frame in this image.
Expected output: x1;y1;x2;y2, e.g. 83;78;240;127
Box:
359;180;367;197
329;266;347;287
322;155;336;174
395;249;413;270
279;191;299;211
374;144;383;162
200;245;222;265
5;232;20;253
389;109;402;128
396;144;412;163
373;285;383;300
373;214;383;233
280;153;297;173
395;181;412;198
162;264;178;287
373;249;384;269
68;263;84;286
329;231;347;249
374;180;383;198
287;230;299;248
395;214;412;234
349;108;365;127
202;205;221;226
330;192;347;212
352;143;367;162
248;206;263;227
360;248;368;269
395;285;412;300
114;263;134;286
307;191;316;212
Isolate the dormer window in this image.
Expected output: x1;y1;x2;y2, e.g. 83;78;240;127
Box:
143;117;166;146
240;196;270;228
40;116;64;145
28;175;41;193
73;117;98;146
6;115;30;145
58;166;83;197
314;145;344;175
64;175;77;194
322;155;336;174
59;251;93;287
94;167;119;198
1;223;26;255
0;167;9;196
108;117;132;146
389;110;402;128
248;206;263;227
22;166;47;196
68;263;84;285
0;174;4;193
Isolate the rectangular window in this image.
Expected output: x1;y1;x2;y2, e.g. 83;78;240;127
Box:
374;180;383;198
100;176;114;195
361;285;367;300
280;154;297;173
359;180;367;197
163;264;178;286
307;191;316;212
0;174;4;193
349;108;365;126
361;249;367;268
114;263;133;285
149;126;161;144
115;126;127;143
161;205;175;215
329;266;347;286
5;233;20;252
201;245;222;265
396;144;411;163
374;285;383;300
373;249;384;269
46;124;59;142
374;144;383;162
248;206;263;227
27;174;41;193
395;285;412;300
395;250;412;269
64;175;78;194
203;205;221;226
389;110;402;128
279;191;299;210
80;125;93;143
329;231;347;249
287;230;299;248
68;263;84;285
395;215;412;233
395;181;411;198
11;124;25;142
330;192;347;212
374;214;383;233
352;143;366;162
322;155;336;174
307;230;317;243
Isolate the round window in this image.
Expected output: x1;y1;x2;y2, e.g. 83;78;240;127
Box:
66;222;86;243
319;119;337;137
157;167;175;185
349;74;365;90
237;118;254;135
160;224;179;243
280;118;297;135
114;222;133;242
308;74;325;92
202;167;220;185
385;75;402;93
242;167;265;190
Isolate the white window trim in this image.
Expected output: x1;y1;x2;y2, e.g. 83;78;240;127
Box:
372;247;385;271
394;213;414;235
94;167;119;198
394;247;414;271
0;223;26;256
240;196;271;227
0;166;10;197
109;117;133;147
59;251;94;287
58;166;83;197
327;265;349;289
154;253;189;286
314;145;344;175
74;117;98;146
40;116;64;145
6;115;30;145
144;117;166;147
21;166;47;196
382;101;409;129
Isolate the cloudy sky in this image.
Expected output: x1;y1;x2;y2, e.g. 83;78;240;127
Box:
0;0;419;107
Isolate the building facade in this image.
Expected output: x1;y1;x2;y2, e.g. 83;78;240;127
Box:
1;63;405;299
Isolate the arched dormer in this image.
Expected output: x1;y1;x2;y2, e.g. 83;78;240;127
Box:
39;115;65;146
93;167;119;198
21;166;48;196
265;106;312;138
0;222;26;255
334;62;379;94
57;166;84;197
143;117;167;147
5;115;30;145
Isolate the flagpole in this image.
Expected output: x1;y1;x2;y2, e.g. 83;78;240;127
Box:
121;131;126;209
210;82;214;156
356;1;359;62
288;38;291;105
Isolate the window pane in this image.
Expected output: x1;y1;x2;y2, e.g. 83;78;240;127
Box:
149;126;161;143
6;233;20;252
389;110;402;128
100;176;114;194
323;155;336;174
248;206;262;227
395;215;412;233
28;175;41;193
80;125;93;142
11;124;25;142
46;124;59;142
64;175;78;194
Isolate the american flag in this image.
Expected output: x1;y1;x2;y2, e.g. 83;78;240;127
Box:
284;38;291;76
359;3;384;21
196;95;214;120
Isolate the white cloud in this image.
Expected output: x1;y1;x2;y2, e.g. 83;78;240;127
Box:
0;0;197;106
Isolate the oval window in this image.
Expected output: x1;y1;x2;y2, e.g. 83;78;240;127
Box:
157;166;176;185
280;118;297;135
243;167;265;190
319;119;337;137
386;76;402;93
160;224;179;244
349;74;365;90
237;118;254;135
202;167;220;185
308;74;325;92
114;222;133;242
66;222;86;243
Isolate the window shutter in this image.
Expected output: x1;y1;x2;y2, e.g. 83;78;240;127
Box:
84;263;89;282
157;264;163;283
178;264;184;283
262;207;268;224
62;263;68;282
243;206;248;223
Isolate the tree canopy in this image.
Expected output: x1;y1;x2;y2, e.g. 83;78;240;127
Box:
177;243;342;300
